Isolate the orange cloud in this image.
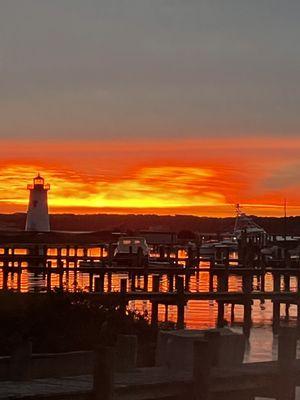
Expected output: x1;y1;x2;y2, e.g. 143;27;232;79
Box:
1;135;300;216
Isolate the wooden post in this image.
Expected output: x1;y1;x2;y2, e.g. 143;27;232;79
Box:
285;303;290;321
151;275;160;328
277;327;297;400
159;246;165;261
107;273;112;292
164;304;169;322
260;270;266;306
243;302;252;338
185;271;191;291
217;301;225;328
283;274;291;321
231;303;235;323
224;247;230;269
260;271;265;292
187;246;194;268
168;274;174;292
115;334;137;372
143;273;148;291
2;268;8;290
130;273;136;292
83;247;88;258
242;272;252;294
193;340;212;400
209;271;214;292
273;273;281;334
58;260;64;289
120;279;127;314
176;275;185;329
95;275;104;293
66;245;70;268
204;331;221;367
273;272;281;292
217;270;228;292
17;270;21;291
46;270;51;292
93;346;114;400
89;273;93;291
74;245;78;268
284;274;290;292
9;339;32;381
120;278;127;293
273;301;280;334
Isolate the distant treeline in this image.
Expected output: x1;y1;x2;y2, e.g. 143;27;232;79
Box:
1;213;300;235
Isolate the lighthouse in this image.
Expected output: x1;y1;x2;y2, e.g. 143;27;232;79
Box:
25;174;50;232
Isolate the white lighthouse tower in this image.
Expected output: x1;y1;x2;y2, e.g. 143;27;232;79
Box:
25;174;50;232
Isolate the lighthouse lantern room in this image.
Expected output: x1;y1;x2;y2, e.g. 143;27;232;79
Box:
25;174;50;232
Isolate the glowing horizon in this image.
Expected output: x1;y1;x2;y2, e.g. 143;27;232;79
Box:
1;136;300;217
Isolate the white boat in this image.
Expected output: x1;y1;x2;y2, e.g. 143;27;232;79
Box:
200;240;237;256
233;204;267;240
113;236;149;266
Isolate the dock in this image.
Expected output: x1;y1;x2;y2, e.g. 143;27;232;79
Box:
1;328;300;400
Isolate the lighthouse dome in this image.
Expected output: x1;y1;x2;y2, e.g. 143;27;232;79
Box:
34;173;44;186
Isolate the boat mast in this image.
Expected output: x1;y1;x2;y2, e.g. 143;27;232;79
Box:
284;198;287;241
233;203;242;234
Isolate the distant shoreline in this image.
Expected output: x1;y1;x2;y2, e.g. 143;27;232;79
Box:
0;213;300;235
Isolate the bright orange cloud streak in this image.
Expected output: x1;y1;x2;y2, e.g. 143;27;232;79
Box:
1;136;300;216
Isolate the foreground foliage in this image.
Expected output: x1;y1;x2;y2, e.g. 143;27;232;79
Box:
0;290;155;355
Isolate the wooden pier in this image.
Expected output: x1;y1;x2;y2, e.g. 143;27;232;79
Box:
1;230;300;337
1;328;300;400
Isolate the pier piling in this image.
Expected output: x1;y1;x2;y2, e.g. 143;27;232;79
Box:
93;346;114;400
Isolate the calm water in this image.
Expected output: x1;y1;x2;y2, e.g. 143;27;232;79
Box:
1;249;299;362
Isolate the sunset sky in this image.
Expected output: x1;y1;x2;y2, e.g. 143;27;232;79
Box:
1;1;300;216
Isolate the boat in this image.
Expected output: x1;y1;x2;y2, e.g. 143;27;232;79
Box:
199;204;265;256
113;236;149;266
233;204;267;240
